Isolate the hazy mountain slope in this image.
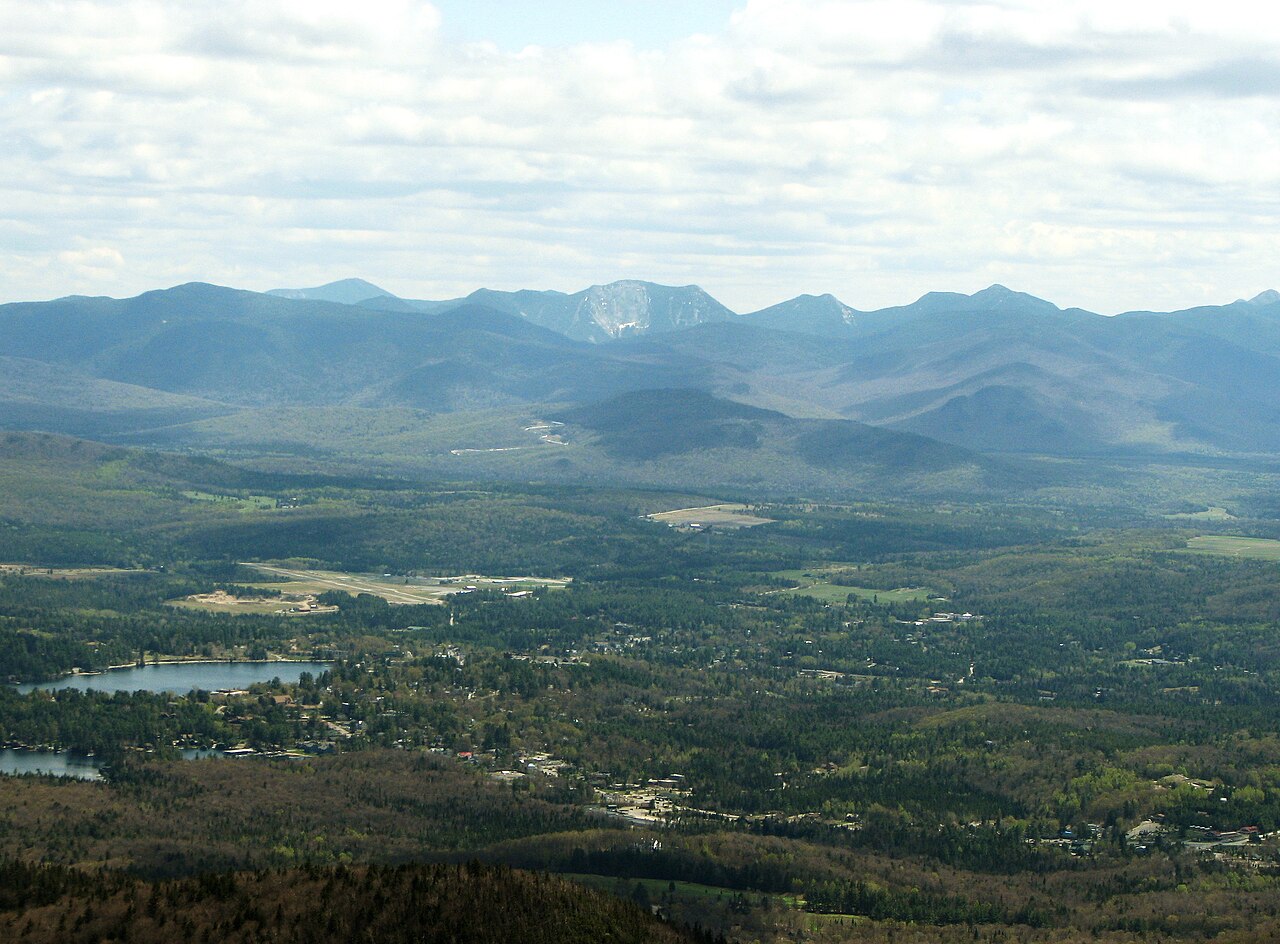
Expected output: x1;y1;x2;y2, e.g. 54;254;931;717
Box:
462;287;574;325
881;298;1280;453
280;279;740;341
365;305;710;411
829;305;1170;451
110;385;996;499
552;388;999;493
453;280;737;342
1118;292;1280;357
0;285;713;416
267;277;394;304
353;293;425;312
0;356;225;414
0;356;232;438
636;285;1280;455
611;323;860;420
892;383;1103;453
0;431;327;563
618;322;852;375
7;278;1280;462
1;283;406;404
558;388;787;459
740;293;860;335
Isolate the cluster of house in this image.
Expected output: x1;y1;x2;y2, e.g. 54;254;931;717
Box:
906;611;981;627
458;748;573;781
188;688;343;757
507;651;590;667
1035;823;1104;856
522;751;571;777
599;774;691;825
1125;815;1269;855
1184;825;1264;848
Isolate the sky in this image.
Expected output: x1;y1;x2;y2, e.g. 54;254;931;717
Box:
2;0;1278;313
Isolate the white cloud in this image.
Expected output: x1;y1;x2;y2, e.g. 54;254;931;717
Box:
1;0;1278;312
55;245;125;284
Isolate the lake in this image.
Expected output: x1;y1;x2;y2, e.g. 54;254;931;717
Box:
0;748;104;780
14;661;333;695
0;747;240;781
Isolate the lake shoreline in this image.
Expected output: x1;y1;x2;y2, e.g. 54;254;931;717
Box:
0;746;243;782
75;656;330;676
13;661;334;695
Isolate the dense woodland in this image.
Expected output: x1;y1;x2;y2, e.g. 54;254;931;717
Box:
4;433;1280;941
0;859;704;944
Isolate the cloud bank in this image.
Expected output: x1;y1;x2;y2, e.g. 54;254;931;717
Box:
2;0;1278;312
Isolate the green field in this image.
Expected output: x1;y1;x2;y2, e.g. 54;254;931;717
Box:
770;568;930;604
1185;535;1280;560
1164;506;1236;521
182;490;280;512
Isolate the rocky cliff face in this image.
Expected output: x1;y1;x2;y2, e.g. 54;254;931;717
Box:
568;280;736;340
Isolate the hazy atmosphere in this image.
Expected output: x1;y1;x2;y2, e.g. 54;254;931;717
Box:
3;0;1277;311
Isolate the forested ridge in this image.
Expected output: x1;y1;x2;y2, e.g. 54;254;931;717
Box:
0;860;705;944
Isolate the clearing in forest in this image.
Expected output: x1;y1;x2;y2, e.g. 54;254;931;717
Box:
170;589;337;615
1185;535;1280;560
0;563;149;580
1164;506;1236;521
236;563;570;606
646;503;774;529
769;567;930;604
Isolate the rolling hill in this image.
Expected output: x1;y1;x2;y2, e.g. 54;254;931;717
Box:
0;284;709;415
740;292;859;334
630;285;1280;456
542;388;1004;495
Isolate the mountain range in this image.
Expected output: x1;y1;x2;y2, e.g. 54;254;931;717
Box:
3;277;1279;495
260;276;1280;456
270;277;739;342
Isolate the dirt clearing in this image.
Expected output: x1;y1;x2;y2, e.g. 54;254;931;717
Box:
646;503;774;529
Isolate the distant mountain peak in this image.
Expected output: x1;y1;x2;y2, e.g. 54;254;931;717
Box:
459;280;735;342
1247;289;1280;306
583;279;718;300
792;291;848;306
594;278;686;290
970;284;1058;310
572;281;733;340
138;282;258;304
741;293;859;334
268;278;394;305
903;285;1057;315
